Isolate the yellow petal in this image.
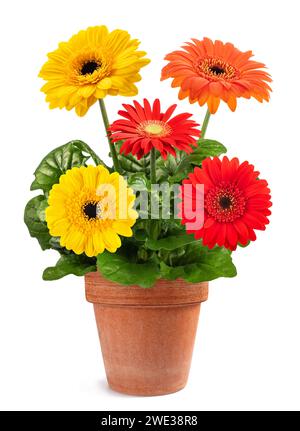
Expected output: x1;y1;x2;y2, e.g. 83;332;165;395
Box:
75;103;89;117
98;77;112;90
107;89;119;96
94;88;107;98
102;228;121;253
48;218;70;237
86;25;109;45
78;85;96;98
112;221;133;237
92;231;105;255
82;165;98;189
85;235;96;257
70;229;85;255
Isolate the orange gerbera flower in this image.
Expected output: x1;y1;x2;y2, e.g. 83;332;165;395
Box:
161;37;272;114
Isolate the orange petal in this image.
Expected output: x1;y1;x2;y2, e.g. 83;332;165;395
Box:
207;96;221;114
178;88;189;100
209;81;224;97
227;96;237;111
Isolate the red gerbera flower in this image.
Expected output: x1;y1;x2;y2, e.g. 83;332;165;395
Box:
180;156;272;251
110;99;200;159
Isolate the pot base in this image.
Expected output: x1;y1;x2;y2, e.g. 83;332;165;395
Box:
108;382;186;397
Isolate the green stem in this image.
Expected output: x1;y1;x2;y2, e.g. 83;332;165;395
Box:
149;150;161;241
201;109;211;138
149;148;157;240
150;148;156;184
98;99;121;173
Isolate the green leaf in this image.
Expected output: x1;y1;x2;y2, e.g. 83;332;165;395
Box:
48;237;72;254
43;254;97;281
24;196;72;254
97;251;160;288
171;139;227;182
118;154;144;173
30;140;106;192
155;156;178;182
24;195;52;250
127;172;150;192
155;159;170;182
132;219;150;243
146;231;199;251
134;229;148;241
193;138;227;158
114;141;146;174
160;243;237;282
164;155;178;174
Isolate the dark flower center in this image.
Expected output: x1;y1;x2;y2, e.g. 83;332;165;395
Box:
206;183;246;223
219;196;232;209
209;65;225;75
80;61;101;75
197;58;238;81
83;202;98;219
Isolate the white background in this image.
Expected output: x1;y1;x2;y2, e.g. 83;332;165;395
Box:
0;0;299;411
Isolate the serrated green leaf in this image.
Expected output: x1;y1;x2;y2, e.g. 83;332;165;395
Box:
164;155;178;173
30;140;106;192
172;139;227;182
114;141;146;174
155;156;179;182
24;195;52;250
47;237;72;254
97;251;160;288
193;138;227;158
43;254;96;281
160;243;237;282
146;231;199;251
118;155;144;173
127;172;150;192
134;229;148;241
24;196;70;254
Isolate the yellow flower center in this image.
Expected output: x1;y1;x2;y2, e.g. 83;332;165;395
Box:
138;120;172;138
144;123;164;135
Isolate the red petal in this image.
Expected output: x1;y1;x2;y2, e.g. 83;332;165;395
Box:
226;224;238;248
143;99;152;118
152;99;161;120
133;100;147;121
162;104;177;122
216;223;227;247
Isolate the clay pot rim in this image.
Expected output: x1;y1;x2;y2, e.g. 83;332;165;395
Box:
88;303;206;309
85;271;209;306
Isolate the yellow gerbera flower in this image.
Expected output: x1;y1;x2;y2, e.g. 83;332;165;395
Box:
39;26;150;116
45;165;138;257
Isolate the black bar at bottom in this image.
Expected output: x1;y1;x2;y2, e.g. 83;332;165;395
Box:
0;411;297;429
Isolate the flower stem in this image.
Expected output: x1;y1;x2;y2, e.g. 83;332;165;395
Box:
149;148;159;241
150;148;156;184
98;99;121;173
201;109;211;139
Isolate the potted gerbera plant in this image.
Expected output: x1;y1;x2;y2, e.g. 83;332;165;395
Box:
24;26;272;396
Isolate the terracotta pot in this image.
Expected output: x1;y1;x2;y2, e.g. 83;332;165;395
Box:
85;271;208;396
